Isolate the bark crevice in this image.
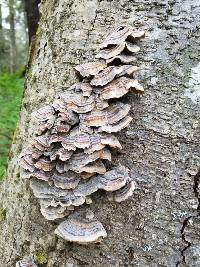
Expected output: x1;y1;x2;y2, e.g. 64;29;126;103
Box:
176;169;200;266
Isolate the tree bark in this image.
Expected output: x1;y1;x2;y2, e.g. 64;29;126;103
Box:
8;0;17;73
24;0;40;44
0;0;200;266
0;4;2;32
0;4;4;49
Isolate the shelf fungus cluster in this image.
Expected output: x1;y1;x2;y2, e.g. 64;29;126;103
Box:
19;26;145;244
16;256;37;267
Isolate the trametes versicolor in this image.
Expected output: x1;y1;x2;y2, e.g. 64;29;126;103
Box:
18;27;145;258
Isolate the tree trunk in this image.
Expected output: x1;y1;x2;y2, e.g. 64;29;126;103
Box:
0;4;4;49
24;0;40;44
0;4;2;33
8;0;17;73
20;0;29;52
0;0;200;266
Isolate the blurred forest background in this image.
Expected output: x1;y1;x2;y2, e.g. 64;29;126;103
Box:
0;0;39;179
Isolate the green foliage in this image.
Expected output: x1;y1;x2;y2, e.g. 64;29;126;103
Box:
0;32;10;73
0;72;24;179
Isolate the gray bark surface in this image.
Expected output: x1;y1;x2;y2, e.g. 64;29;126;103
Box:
0;0;200;266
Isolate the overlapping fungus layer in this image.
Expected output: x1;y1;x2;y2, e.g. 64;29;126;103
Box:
19;26;145;245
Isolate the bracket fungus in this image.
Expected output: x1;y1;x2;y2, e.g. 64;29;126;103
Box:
74;61;107;77
107;180;136;202
54;211;107;244
90;66;120;86
96;42;126;60
19;26;145;244
16;256;37;267
99;77;143;100
99;26;133;48
79;102;131;127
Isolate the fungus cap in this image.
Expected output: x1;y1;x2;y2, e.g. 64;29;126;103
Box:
64;149;111;172
84;134;122;154
40;204;69;221
100;77;135;100
96;166;130;191
52;171;80;190
72;83;94;97
31;136;51;151
78;160;106;175
55;93;95;114
90;66;119;86
49;148;73;161
126;42;140;53
100;26;133;48
129;30;145;39
31;105;55;122
107;180;136;202
20;155;35;172
80;103;131;127
55;211;107;243
117;65;139;77
34;157;55;172
97;115;132;133
75;61;107;77
96;43;125;60
16;257;37;267
30;179;69;199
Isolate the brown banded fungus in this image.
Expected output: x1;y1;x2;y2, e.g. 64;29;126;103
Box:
117;65;139;77
99;26;133;48
73;166;130;197
94;97;109;110
78;160;106;175
96;43;126;60
53;93;95;114
99;77;143;100
55;211;107;244
96;116;133;133
19;26;145;244
70;83;94;97
107;180;136;202
74;61;107;77
63;149;111;172
31;136;51;151
40;204;70;221
90;66;120;86
16;256;37;267
52;171;80;189
31;105;56;134
126;42;140;53
79;102;131;127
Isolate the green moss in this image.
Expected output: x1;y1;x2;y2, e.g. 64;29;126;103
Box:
0;208;6;221
27;70;32;78
34;249;48;265
36;24;42;36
